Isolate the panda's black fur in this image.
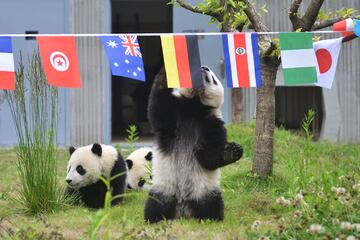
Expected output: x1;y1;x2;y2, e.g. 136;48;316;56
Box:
65;143;127;209
144;66;243;223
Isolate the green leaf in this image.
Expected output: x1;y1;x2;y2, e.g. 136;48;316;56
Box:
317;10;330;21
261;3;268;13
167;0;176;5
227;0;236;9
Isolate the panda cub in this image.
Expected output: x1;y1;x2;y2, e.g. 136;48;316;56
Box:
125;147;153;190
65;143;127;209
144;66;243;223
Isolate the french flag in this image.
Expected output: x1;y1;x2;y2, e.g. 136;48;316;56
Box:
0;37;15;90
222;33;262;88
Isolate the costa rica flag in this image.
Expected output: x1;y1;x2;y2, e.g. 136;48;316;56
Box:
37;36;82;88
222;33;262;88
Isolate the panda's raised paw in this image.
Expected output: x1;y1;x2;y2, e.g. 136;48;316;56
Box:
223;142;243;165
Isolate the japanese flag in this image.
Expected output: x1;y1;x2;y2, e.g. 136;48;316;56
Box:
314;38;342;89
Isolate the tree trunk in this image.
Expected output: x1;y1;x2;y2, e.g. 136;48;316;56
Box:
252;58;280;178
231;89;243;123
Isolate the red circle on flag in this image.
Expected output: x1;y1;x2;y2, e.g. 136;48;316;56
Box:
315;49;332;74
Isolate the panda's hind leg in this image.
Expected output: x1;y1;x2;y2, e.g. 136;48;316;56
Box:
192;190;224;221
144;190;177;223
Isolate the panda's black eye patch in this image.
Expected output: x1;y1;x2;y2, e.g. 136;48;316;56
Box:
126;159;133;170
205;75;210;83
138;179;146;187
76;165;86;175
212;76;218;85
145;152;153;161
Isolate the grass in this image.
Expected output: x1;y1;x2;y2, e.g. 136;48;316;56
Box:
4;52;63;216
0;123;359;239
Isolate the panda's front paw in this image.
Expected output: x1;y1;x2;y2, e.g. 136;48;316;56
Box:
223;142;243;165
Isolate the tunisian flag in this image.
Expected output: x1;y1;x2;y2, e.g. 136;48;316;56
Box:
37;37;81;88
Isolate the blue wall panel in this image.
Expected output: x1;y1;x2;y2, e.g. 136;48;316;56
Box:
0;0;70;147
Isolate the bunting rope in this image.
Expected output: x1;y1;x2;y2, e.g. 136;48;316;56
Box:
0;30;342;37
0;25;358;90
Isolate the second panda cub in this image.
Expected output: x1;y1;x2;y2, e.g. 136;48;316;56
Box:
65;143;127;209
125;147;153;190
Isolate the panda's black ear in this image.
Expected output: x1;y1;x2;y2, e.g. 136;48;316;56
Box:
145;151;153;161
91;143;102;157
69;146;76;155
126;159;133;170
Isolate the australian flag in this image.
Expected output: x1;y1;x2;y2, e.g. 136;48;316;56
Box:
101;35;145;81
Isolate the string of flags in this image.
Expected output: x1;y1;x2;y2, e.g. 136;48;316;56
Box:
0;18;358;91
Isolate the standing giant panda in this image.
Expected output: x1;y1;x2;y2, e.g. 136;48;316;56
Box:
125;147;153;190
65;143;127;209
144;66;243;223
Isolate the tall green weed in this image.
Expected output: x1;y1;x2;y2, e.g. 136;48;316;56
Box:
4;52;64;215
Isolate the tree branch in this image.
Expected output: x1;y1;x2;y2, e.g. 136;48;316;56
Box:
241;0;268;32
175;0;222;21
261;42;276;58
312;16;359;30
302;0;325;30
312;17;344;30
241;0;275;56
289;0;303;29
175;0;203;14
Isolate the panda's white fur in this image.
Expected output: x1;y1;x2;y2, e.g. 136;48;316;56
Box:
152;147;221;201
125;147;152;190
65;143;127;209
171;67;224;119
66;144;118;189
145;65;243;222
153;66;223;200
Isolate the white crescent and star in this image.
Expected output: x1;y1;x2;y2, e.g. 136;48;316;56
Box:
50;51;69;72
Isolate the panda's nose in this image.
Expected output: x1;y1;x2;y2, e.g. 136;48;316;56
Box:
66;179;72;184
201;66;210;72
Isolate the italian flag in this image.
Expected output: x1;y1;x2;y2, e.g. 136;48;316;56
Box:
280;32;318;85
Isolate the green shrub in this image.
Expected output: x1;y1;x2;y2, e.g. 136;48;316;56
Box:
4;52;64;215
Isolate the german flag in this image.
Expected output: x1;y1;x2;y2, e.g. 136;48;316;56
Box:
160;35;202;88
